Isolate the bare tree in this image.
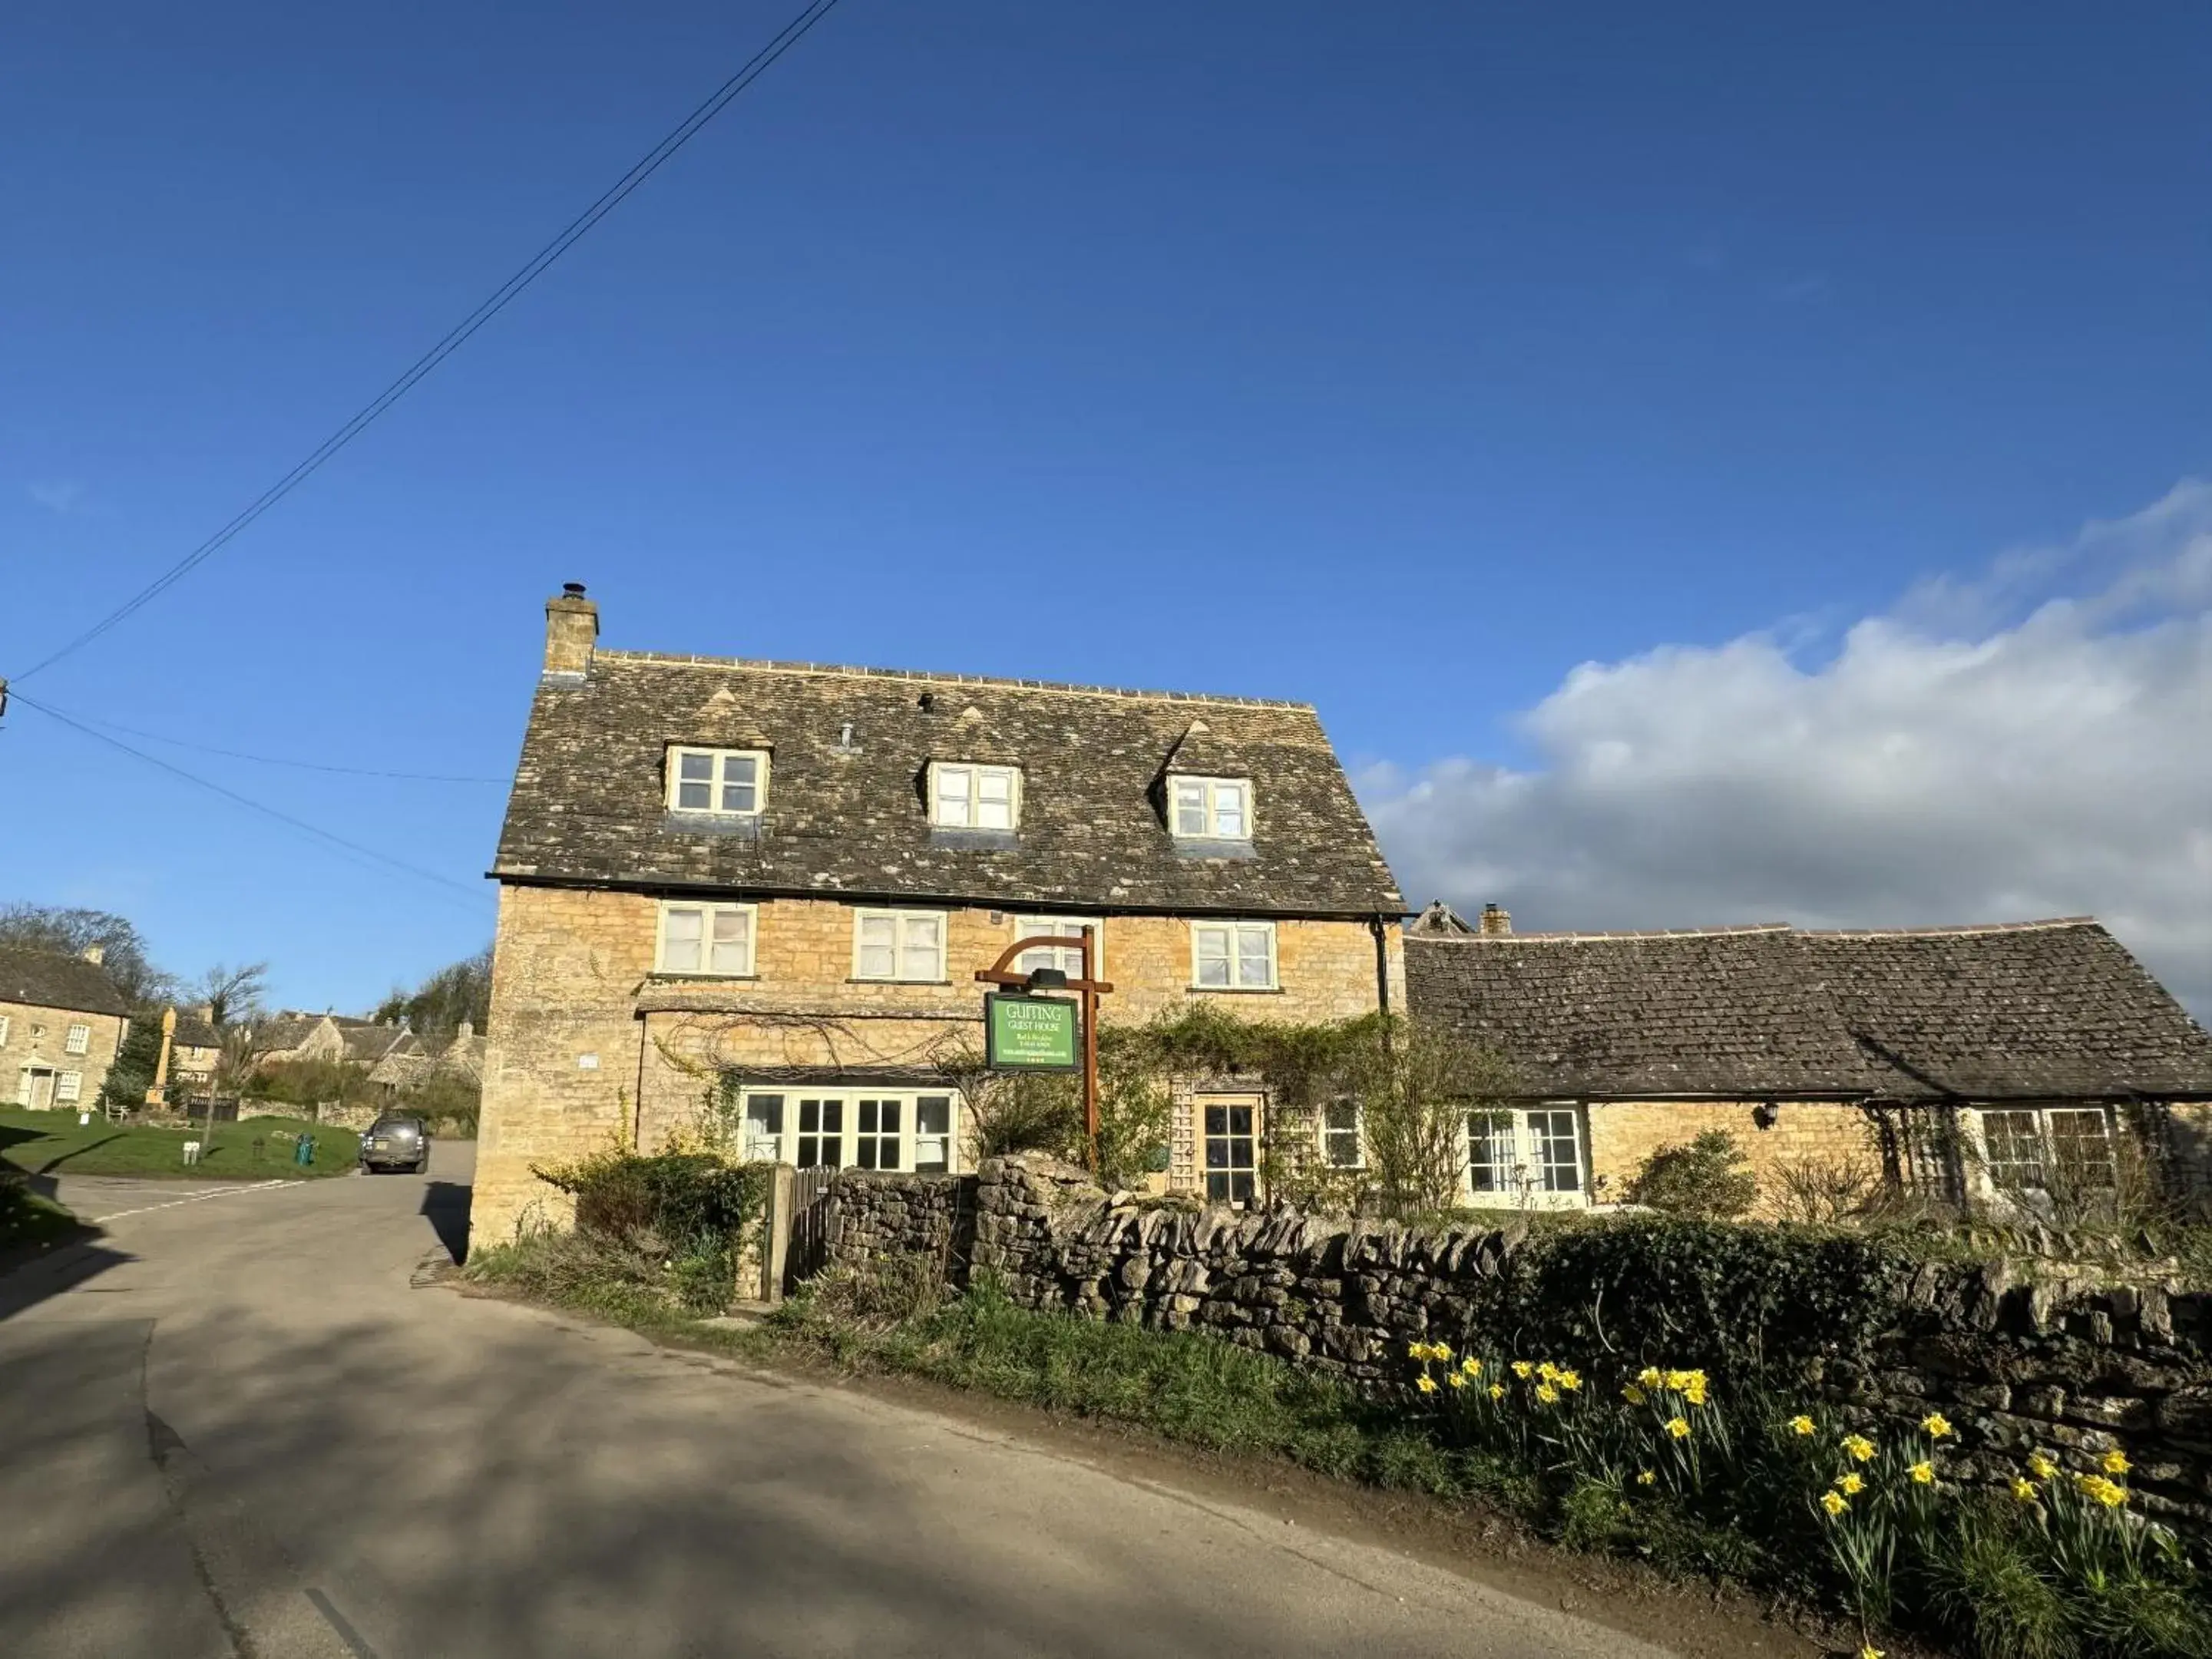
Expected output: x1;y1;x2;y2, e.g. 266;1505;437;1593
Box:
0;904;174;1006
192;962;269;1029
1341;1022;1524;1220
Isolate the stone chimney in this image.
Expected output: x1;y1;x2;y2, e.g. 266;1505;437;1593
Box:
196;1003;214;1022
1479;903;1512;937
544;583;599;676
81;944;104;966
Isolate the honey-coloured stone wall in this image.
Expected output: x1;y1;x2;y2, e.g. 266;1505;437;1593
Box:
471;884;1400;1245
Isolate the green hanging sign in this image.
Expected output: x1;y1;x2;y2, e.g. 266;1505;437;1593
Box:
984;993;1080;1072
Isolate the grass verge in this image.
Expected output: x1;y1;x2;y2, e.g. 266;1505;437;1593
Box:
0;1109;361;1179
467;1234;2212;1659
0;1177;83;1251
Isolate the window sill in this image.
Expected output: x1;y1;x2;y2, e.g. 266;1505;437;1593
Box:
845;977;954;986
648;972;761;983
1189;985;1283;995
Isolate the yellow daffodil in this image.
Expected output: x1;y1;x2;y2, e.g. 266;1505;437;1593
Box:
1820;1490;1849;1517
1666;1416;1691;1440
1787;1414;1817;1437
1682;1380;1708;1407
1908;1461;1935;1485
1535;1383;1559;1405
1536;1360;1559;1381
1556;1369;1582;1392
1416;1375;1438;1394
2026;1451;2058;1482
1461;1357;1482;1377
1407;1342;1427;1360
1512;1360;1533;1380
1636;1469;1656;1486
1920;1413;1954;1439
1839;1472;1866;1496
2074;1474;2128;1509
1862;1646;1884;1659
1622;1385;1648;1406
1842;1434;1876;1464
2101;1449;2130;1477
1488;1383;1506;1401
1447;1370;1468;1390
1636;1365;1663;1389
2011;1477;2038;1503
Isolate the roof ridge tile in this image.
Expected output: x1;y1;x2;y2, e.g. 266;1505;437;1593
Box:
593;649;1314;710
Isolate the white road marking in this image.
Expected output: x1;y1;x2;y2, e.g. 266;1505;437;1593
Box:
86;1181;303;1223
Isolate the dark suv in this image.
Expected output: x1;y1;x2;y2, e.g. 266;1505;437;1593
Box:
359;1112;431;1175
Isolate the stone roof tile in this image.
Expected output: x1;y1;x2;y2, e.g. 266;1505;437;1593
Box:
494;652;1403;915
0;948;130;1018
1406;920;2212;1101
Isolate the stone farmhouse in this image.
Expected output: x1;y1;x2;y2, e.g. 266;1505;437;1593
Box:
472;587;1406;1242
1405;903;2212;1215
1;944;130;1110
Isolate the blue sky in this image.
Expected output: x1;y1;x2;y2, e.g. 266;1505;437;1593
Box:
3;2;2208;1016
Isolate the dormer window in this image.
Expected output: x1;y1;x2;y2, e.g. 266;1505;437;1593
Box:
667;746;768;816
1169;775;1251;841
931;763;1020;831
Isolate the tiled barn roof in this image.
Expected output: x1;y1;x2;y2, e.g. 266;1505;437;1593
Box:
494;650;1404;916
1405;914;2212;1102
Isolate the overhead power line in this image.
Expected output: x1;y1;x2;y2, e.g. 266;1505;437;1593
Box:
45;704;508;783
8;690;491;914
8;0;846;684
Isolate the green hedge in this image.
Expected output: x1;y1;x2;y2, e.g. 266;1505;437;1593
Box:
1480;1216;1919;1379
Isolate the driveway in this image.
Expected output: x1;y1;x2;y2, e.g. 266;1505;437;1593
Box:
0;1148;1747;1659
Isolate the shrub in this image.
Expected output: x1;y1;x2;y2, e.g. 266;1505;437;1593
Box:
533;1148;769;1314
1625;1130;1760;1220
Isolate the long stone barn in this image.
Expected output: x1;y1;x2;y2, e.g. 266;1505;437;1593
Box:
1402;901;2212;1216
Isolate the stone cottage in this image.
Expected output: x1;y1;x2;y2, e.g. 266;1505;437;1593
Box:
471;587;1407;1244
1404;903;2212;1214
1;945;131;1110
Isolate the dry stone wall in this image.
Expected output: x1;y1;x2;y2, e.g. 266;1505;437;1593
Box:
826;1154;2212;1535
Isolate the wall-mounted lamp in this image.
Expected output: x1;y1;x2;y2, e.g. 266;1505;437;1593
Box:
1024;967;1069;993
1752;1100;1781;1131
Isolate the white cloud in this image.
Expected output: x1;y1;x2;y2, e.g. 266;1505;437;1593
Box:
26;480;87;514
1361;481;2212;1019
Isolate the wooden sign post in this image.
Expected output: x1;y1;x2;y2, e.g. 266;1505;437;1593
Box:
975;927;1112;1174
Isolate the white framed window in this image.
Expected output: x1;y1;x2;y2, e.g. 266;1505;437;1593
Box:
914;1095;954;1173
656;902;757;976
1972;1106;2115;1195
0;1016;11;1046
666;746;769;816
1169;775;1251;841
746;1089;959;1173
1014;916;1099;978
854;910;946;982
1321;1099;1363;1169
931;762;1020;831
65;1023;91;1056
1466;1106;1586;1207
742;1093;785;1161
855;1097;902;1169
1202;1097;1261;1205
1192;920;1277;990
57;1071;82;1103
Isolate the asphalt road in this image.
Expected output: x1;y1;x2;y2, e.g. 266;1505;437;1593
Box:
0;1148;1693;1659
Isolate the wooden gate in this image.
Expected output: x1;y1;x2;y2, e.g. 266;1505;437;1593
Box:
780;1165;838;1294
